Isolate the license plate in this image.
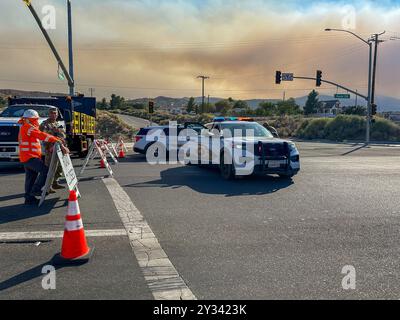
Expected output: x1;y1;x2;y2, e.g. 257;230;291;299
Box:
268;160;282;168
0;153;11;158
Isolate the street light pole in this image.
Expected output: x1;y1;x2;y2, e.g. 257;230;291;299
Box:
325;28;372;144
366;41;372;144
370;32;386;106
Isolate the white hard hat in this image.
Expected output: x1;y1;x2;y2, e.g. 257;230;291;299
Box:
22;109;39;119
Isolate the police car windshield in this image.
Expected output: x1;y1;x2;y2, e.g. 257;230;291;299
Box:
0;105;53;118
220;122;273;138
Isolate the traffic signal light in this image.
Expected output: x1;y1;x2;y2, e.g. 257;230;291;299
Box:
316;70;322;87
371;103;377;116
275;71;281;84
148;101;154;114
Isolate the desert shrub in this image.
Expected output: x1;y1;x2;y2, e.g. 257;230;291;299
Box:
296;115;400;142
96;110;135;140
296;118;330;139
370;118;400;142
325;115;365;141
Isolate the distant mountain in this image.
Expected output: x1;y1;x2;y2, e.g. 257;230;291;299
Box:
128;95;400;112
3;89;400;112
0;89;65;99
127;96;280;109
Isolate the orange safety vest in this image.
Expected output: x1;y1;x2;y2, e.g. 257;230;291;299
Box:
18;122;59;163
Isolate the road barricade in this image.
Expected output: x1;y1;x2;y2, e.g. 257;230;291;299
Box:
79;139;114;177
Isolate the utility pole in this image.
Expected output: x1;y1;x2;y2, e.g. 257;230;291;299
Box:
67;0;74;96
324;28;386;145
197;75;209;113
366;32;385;144
370;32;385;107
283;91;286;101
89;88;95;97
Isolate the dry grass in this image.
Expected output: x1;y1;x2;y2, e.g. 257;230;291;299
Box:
96;110;136;141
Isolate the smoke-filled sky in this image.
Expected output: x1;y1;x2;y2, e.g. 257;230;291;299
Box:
0;0;399;101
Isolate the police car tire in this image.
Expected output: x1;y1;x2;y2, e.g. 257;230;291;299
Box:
220;152;235;180
145;142;168;159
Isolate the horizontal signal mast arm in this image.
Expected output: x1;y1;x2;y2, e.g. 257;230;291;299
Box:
293;76;368;101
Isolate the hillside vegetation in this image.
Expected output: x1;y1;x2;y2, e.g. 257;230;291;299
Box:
297;115;400;142
113;109;400;142
96;110;135;141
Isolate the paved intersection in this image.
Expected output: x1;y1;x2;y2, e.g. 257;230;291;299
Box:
1;141;400;299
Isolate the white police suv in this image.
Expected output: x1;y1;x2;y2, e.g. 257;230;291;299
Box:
185;118;300;180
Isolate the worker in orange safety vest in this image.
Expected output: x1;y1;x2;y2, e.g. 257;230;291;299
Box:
18;109;69;205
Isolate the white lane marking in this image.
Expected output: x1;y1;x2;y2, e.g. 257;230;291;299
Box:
0;229;127;241
103;177;196;300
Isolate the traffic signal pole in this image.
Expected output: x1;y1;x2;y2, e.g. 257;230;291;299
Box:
23;0;74;95
322;29;387;145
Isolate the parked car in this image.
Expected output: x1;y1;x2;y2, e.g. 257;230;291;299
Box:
133;122;206;156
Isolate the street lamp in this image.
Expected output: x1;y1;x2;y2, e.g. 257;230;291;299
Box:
325;28;373;144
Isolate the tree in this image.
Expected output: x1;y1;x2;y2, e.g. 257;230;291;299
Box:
343;105;366;116
97;98;108;110
215;100;232;115
186;97;196;113
233;100;248;110
203;102;216;113
0;96;5;109
304;90;319;115
258;101;276;116
276;98;302;115
110;94;125;110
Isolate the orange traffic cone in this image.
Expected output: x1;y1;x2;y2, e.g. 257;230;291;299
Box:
118;147;125;158
52;190;92;265
100;158;106;168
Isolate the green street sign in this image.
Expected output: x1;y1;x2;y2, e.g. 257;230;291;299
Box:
334;94;350;99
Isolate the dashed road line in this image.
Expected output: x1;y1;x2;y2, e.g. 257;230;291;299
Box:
103;177;196;300
0;229;127;241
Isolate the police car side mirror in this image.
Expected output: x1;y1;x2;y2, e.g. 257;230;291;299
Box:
269;126;279;138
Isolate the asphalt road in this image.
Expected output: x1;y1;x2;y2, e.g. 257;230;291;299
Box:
117;114;157;129
1;141;400;299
